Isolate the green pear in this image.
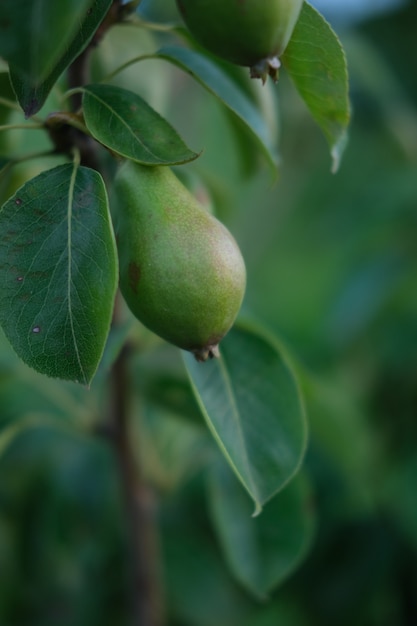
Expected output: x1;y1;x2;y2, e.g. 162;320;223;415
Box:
114;161;246;361
176;0;303;81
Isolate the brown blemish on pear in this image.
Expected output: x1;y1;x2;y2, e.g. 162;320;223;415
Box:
128;261;141;294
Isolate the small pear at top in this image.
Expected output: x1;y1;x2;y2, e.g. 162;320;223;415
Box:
176;0;303;82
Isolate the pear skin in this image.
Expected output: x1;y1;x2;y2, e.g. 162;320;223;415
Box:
114;161;246;360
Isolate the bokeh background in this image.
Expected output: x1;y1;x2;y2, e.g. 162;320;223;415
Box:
0;0;416;624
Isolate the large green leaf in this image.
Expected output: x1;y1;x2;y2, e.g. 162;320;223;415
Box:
82;83;199;165
152;46;280;172
183;320;308;512
282;2;350;172
0;163;118;384
209;457;315;598
0;0;94;86
10;0;112;117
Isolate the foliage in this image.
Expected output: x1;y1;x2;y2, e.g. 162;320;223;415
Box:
0;0;416;625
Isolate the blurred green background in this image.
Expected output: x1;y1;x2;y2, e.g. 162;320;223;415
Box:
0;1;416;624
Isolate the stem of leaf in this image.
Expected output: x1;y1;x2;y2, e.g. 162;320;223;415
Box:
59;87;85;107
100;53;155;83
128;14;178;32
0;96;22;112
0;123;43;132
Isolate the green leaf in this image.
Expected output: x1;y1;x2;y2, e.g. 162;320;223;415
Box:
82;83;199;165
153;46;280;172
0;0;94;86
9;0;112;117
0;163;118;384
183;320;308;512
282;2;350;172
160;472;252;626
209;457;315;598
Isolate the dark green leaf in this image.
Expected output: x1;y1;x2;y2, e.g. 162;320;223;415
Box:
9;0;112;117
0;0;94;86
153;46;280;172
183;320;308;512
282;2;350;172
0;424;125;621
83;83;199;165
0;163;118;384
161;473;252;626
209;458;315;598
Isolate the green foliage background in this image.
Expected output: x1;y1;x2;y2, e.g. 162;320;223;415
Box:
0;1;416;625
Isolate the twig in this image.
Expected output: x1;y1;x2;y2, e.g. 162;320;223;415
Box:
61;0;128;168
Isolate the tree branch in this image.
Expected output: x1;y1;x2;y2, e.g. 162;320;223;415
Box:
110;338;165;626
50;0;128;169
65;2;165;622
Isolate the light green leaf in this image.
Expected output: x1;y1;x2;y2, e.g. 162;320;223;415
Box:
0;163;118;384
183;320;308;512
282;2;350;172
0;0;94;86
83;83;199;165
153;46;280;171
209;457;315;598
10;0;112;117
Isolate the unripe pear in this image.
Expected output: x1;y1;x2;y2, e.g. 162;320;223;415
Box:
176;0;303;81
114;161;246;361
